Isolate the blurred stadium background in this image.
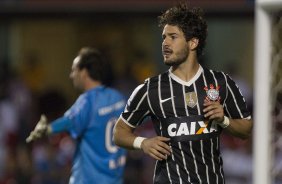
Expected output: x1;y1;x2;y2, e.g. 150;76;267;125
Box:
0;0;280;183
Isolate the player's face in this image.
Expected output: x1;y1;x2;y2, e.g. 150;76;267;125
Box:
162;25;189;66
70;56;84;90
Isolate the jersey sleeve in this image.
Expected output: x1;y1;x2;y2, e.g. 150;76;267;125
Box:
63;94;91;139
120;81;151;128
50;116;72;134
223;74;251;119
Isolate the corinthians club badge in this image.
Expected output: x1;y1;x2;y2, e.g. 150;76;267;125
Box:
204;84;221;102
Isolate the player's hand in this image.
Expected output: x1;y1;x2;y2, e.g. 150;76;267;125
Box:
26;114;48;143
203;101;224;123
141;136;171;161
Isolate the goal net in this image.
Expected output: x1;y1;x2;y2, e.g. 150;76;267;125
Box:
254;1;282;184
271;11;282;184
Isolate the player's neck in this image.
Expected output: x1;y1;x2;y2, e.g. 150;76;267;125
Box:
171;57;199;82
84;80;102;91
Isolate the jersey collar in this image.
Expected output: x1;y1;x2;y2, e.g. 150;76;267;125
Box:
168;65;203;86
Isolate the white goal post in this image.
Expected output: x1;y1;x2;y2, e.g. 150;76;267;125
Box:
254;1;282;184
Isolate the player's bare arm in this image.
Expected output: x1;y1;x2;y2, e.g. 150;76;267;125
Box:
203;101;253;139
113;118;136;150
114;118;171;160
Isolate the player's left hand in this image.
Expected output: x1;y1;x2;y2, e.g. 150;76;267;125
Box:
203;101;224;123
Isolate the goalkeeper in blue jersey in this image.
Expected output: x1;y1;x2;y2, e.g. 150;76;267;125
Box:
26;47;127;184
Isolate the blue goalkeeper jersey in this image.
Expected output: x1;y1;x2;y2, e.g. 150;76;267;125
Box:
50;85;127;184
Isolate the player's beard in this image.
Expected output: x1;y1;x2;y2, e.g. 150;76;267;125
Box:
164;47;189;66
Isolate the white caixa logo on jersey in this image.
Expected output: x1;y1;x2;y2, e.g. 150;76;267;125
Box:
167;120;218;137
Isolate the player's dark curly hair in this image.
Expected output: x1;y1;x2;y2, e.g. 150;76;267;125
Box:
158;3;208;57
77;47;112;86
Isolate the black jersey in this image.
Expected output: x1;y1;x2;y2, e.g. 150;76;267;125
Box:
121;66;251;184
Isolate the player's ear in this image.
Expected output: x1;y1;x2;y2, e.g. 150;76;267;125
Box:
189;37;199;50
80;68;88;78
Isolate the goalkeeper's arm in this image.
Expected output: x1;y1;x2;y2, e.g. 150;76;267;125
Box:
26;115;73;143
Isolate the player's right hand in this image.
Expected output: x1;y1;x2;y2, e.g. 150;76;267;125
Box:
141;136;171;161
26;114;48;143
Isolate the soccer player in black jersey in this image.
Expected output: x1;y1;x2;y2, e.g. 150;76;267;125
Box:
114;3;253;184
